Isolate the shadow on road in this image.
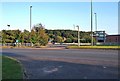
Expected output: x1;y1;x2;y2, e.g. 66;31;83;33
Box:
21;60;118;79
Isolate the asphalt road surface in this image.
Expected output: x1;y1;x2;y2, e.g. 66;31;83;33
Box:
1;48;118;79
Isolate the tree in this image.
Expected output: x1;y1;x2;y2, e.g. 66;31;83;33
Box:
1;26;96;46
32;23;49;46
19;32;24;44
54;36;63;43
24;29;30;43
54;31;61;36
2;30;16;43
31;29;37;44
65;38;72;43
38;28;48;46
1;30;6;44
83;35;91;43
73;38;78;43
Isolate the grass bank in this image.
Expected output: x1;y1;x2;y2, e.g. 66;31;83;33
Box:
66;46;120;50
2;56;23;79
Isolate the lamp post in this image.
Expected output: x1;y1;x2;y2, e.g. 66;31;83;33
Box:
73;24;75;31
30;6;32;47
7;24;10;46
94;13;97;32
76;25;80;47
91;0;93;46
94;13;97;45
7;24;10;30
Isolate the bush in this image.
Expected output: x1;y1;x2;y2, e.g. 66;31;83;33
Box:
65;38;72;43
34;43;40;46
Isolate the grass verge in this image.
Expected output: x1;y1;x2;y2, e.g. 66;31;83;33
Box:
2;56;23;79
66;46;120;50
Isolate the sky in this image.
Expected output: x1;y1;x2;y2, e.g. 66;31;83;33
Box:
0;2;119;35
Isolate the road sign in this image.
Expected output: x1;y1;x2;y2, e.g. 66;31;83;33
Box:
16;40;19;43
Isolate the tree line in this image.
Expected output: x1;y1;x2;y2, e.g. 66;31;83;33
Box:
0;23;95;46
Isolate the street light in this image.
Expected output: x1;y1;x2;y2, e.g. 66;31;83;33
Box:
94;13;97;32
91;0;93;46
7;24;10;30
73;24;75;30
76;25;80;47
7;24;10;46
74;25;80;47
94;13;97;45
30;5;32;47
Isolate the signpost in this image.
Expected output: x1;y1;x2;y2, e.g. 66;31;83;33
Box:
16;40;19;43
16;39;19;47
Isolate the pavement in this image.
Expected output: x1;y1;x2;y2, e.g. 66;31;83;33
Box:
1;48;119;79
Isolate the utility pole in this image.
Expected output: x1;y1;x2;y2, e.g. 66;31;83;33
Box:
30;6;32;47
91;0;93;46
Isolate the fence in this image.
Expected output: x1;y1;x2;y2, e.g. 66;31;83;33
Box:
1;42;118;47
0;43;31;47
54;43;91;46
1;43;92;47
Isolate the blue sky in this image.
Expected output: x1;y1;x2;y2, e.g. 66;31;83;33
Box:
1;2;118;35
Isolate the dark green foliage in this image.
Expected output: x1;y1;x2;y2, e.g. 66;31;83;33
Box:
53;36;63;43
2;30;20;43
32;23;48;46
46;29;92;43
1;23;49;46
65;38;72;43
1;24;93;45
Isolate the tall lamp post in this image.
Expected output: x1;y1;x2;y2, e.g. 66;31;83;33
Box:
94;13;97;32
76;25;80;47
94;13;97;45
7;24;10;46
91;0;93;46
73;25;80;46
30;6;32;47
7;24;10;30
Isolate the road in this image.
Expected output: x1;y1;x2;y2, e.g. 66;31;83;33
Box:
1;48;118;79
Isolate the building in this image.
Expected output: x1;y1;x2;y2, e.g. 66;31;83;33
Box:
93;31;120;45
93;31;106;43
105;34;120;45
